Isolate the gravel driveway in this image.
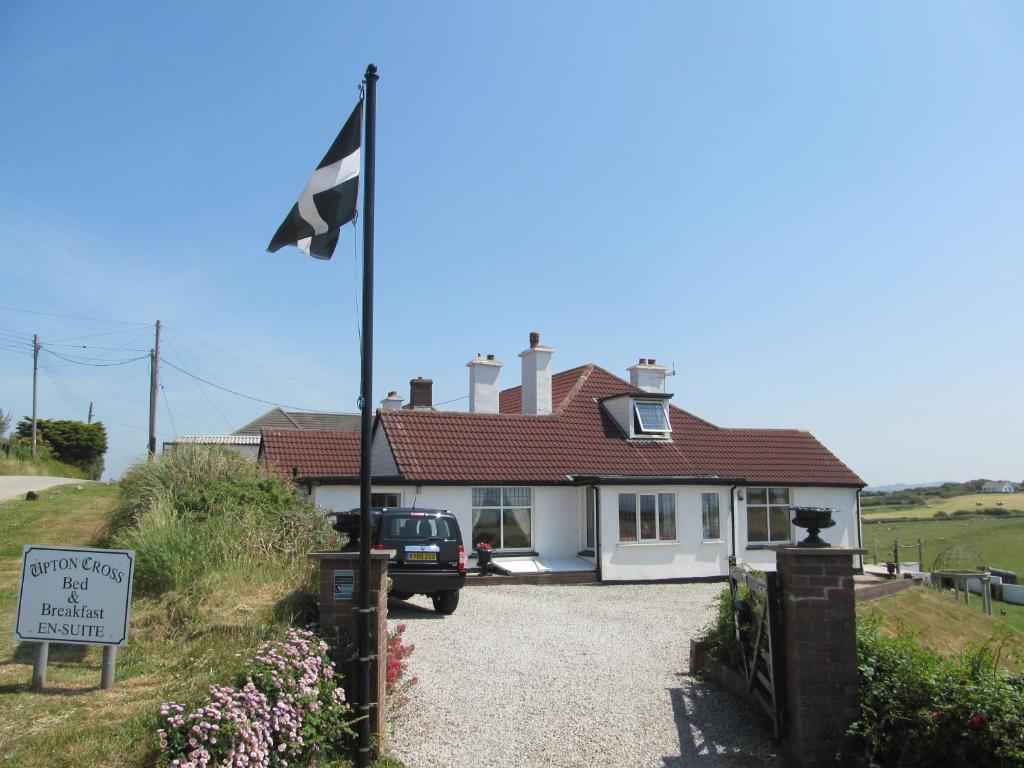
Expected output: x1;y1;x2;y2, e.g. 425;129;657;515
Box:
386;583;784;768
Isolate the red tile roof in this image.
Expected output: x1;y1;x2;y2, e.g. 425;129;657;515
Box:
376;365;864;487
261;429;362;481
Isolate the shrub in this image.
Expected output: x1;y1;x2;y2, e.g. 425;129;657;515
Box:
157;628;354;767
386;623;419;712
108;447;333;596
845;618;1024;767
15;417;106;478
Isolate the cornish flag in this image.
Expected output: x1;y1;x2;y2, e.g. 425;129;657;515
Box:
267;101;362;259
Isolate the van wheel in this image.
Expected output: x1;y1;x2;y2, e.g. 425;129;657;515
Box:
390;591;412;601
432;589;460;615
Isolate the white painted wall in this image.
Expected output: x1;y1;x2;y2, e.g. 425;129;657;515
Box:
314;481;860;580
736;486;860;571
598;485;733;581
313;484;580;559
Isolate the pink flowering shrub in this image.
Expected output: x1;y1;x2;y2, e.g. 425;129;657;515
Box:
157;628;353;767
385;623;418;711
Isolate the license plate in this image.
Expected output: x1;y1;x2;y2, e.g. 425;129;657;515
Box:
407;552;437;561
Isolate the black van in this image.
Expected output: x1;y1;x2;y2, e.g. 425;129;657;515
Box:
329;507;466;614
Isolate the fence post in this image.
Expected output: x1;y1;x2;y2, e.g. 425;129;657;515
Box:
893;539;901;575
917;539;923;570
773;545;865;767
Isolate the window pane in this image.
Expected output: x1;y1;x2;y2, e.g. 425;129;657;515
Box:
702;493;721;539
747;488;767;505
503;508;532;548
658;493;676;540
769;487;790;505
473;487;501;507
639;494;657;540
618;493;637;542
635;401;669;432
503;487;531;507
371;493;400;508
472;508;500;548
747;506;769;542
769;506;791;542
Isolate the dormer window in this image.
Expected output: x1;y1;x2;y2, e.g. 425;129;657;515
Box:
599;392;673;440
634;400;671;436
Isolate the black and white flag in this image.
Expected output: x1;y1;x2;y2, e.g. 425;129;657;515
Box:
267;101;362;259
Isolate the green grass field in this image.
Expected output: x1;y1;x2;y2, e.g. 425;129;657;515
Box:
863;515;1024;576
863;491;1024;520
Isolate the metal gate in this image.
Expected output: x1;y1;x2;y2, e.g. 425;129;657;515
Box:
728;563;785;738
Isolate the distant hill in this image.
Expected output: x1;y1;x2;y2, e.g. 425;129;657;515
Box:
865;481;954;494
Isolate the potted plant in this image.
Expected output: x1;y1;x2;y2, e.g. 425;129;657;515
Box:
475;541;493;573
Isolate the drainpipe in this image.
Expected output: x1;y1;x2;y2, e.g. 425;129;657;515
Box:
729;485;739;562
590;484;602;583
855;488;864;574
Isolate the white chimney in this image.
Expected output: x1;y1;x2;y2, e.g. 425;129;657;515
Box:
467;353;503;414
519;331;554;415
628;358;669;393
380;390;404;410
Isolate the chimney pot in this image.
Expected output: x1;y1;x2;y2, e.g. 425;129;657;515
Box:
649;358;656;365
529;331;540;349
486;353;495;361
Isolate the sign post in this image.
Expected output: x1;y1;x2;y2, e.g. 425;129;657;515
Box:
14;545;135;690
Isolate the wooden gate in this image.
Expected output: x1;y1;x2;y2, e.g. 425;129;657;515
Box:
728;564;785;738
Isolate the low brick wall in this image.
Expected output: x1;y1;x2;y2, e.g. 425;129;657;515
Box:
854;577;915;602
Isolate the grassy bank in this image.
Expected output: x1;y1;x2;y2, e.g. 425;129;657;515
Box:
0;450;391;767
858;587;1024;665
0;455;87;479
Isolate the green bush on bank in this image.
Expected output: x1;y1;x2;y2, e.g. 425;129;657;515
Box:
105;447;332;595
845;619;1024;767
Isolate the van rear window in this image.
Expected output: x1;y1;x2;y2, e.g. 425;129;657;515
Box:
384;515;455;540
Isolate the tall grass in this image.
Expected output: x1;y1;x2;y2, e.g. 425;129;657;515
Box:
106;447;332;596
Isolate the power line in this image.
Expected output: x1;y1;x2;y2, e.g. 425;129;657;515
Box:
164;335;235;429
164;326;349;400
49;327;152;343
41;348;150;367
160;358;334;413
45;343;149;352
0;306;147;326
160;383;178;437
435;394;470;406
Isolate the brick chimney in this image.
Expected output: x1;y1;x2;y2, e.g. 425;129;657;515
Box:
467;353;502;414
380;390;403;410
627;358;669;393
408;377;433;409
518;331;554;415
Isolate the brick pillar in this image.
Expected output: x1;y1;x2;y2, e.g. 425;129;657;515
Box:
310;551;390;753
774;547;865;767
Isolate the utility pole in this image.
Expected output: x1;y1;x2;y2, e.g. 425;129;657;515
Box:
31;335;39;459
87;402;93;424
147;320;161;457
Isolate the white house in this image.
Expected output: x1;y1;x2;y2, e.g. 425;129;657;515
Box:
981;481;1016;494
261;332;866;581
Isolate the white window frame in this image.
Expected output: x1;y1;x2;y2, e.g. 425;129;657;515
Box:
617;490;677;544
745;486;793;545
631;399;672;439
701;491;723;542
471;486;533;552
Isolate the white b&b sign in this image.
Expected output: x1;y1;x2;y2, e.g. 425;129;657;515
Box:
14;545;135;647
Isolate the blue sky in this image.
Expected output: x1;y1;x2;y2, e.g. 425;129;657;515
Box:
1;2;1021;485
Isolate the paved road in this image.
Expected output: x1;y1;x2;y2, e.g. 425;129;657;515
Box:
0;476;91;501
387;583;784;768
